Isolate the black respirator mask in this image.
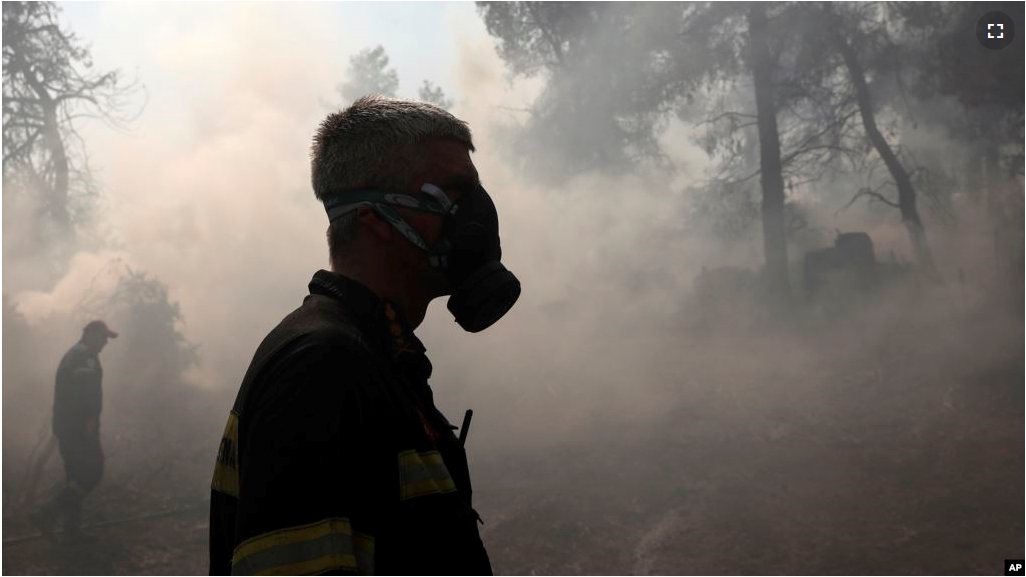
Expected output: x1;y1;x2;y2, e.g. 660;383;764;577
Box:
324;183;521;333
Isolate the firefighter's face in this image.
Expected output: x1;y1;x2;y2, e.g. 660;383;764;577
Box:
394;138;479;296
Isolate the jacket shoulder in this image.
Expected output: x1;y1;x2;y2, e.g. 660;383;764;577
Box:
265;294;376;359
233;296;381;413
58;343;94;371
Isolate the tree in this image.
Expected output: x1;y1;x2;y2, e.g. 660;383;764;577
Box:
747;2;792;308
893;0;1024;285
337;45;399;103
834;31;938;279
417;80;454;110
3;1;138;241
478;1;998;303
683;2;862;307
895;1;1023;297
477;2;808;303
692;2;953;283
898;1;1023;179
671;3;836;308
104;268;199;402
477;2;674;180
797;2;945;280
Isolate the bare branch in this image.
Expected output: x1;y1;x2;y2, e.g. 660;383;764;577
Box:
835;183;901;216
695;110;758;127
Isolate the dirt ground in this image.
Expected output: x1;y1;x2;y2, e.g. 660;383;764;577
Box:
3;300;1022;575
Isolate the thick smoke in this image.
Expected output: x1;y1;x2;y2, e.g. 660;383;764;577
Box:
9;3;350;389
3;3;1020;574
5;0;1015;464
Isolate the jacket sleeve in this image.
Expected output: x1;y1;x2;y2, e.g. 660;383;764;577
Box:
231;338;393;576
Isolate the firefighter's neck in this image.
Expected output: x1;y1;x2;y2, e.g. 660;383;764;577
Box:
334;262;429;331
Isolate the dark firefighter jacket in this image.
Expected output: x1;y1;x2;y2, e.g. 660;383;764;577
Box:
53;342;104;438
209;270;492;576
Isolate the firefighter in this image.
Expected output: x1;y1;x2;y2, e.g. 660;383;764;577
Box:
35;319;117;544
209;96;521;575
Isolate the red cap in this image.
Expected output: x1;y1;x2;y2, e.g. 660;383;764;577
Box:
83;320;118;338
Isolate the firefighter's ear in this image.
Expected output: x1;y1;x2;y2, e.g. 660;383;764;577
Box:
355;205;393;242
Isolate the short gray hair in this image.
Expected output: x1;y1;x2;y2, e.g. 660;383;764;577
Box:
311;96;475;267
311;95;475;199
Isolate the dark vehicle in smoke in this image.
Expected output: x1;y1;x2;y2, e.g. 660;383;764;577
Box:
802;231;918;311
802;232;879;301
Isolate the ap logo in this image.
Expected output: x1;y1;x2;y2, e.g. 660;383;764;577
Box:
1005;559;1025;576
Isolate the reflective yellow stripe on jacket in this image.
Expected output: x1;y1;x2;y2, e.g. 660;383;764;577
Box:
397;450;456;500
212;411;240;498
231;517;374;576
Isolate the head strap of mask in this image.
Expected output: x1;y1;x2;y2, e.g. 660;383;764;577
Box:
323;184;454;259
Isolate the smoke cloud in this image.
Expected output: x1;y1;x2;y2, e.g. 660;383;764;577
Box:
3;3;1020;574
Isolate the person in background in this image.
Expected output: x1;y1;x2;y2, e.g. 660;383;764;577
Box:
35;320;117;544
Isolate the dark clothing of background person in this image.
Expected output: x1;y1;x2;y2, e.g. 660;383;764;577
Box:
47;341;106;536
53;342;104;437
209;271;492;575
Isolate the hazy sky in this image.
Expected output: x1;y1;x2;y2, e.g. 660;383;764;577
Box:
61;2;474;103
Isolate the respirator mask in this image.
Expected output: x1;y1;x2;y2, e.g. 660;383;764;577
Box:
324;183;521;333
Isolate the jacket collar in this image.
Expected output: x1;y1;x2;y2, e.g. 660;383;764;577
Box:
308;270;432;379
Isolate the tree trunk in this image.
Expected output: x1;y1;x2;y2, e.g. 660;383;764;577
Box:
834;35;940;281
40;98;71;233
12;48;73;235
747;3;792;310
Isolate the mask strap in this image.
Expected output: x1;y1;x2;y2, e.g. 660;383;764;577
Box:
420;183;453;212
322;187;449;260
369;204;431;251
324;189;447;221
419;184;456;268
325;201;363;222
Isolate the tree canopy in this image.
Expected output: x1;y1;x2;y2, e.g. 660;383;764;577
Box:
337;45;400;102
3;1;137;239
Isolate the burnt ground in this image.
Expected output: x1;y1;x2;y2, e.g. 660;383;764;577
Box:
476;357;1023;576
3;307;1023;575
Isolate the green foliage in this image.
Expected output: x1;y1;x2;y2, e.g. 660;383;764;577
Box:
103;267;199;391
417;80;454;110
477;2;679;181
896;1;1024;175
337;45;399;103
474;2;855;185
478;2;598;76
686;178;760;243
